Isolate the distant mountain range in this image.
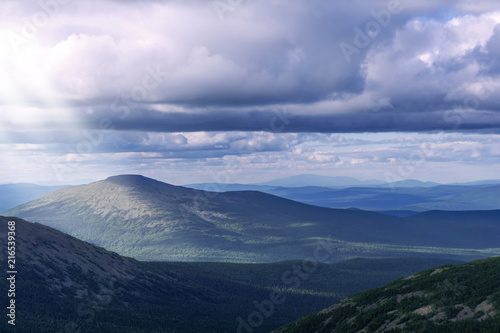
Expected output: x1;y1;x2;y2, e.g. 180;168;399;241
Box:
185;183;500;212
0;217;461;332
274;257;500;332
0;183;62;211
188;174;445;189
256;174;386;187
4;175;500;262
250;174;500;188
3;174;498;214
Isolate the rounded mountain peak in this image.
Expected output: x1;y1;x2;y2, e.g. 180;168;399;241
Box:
103;174;170;187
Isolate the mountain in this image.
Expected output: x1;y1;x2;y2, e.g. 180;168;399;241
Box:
0;183;62;211
380;179;440;188
450;179;500;186
4;175;500;262
256;174;385;187
254;174;442;188
184;183;500;212
273;257;500;333
0;217;461;332
377;210;419;217
405;184;500;211
184;182;279;192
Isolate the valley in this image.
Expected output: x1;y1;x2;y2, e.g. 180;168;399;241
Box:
0;216;461;332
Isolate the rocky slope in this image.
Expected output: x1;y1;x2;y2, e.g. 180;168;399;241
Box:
274;257;500;332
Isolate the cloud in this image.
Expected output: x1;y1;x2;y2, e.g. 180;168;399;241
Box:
2;127;499;184
1;0;500;184
1;0;499;133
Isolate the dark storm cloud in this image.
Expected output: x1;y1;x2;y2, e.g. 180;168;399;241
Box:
1;0;500;134
475;25;500;75
79;106;500;134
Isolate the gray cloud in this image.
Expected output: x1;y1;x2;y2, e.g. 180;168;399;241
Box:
76;107;500;133
1;0;499;133
1;0;500;184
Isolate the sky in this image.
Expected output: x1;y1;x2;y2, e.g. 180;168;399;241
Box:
0;0;499;185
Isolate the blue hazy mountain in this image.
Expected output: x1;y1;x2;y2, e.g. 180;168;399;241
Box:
185;183;500;212
0;183;62;211
450;179;500;186
378;179;441;188
4;175;500;263
255;174;385;187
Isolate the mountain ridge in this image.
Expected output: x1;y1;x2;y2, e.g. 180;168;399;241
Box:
256;174;385;187
184;182;500;212
273;257;500;332
4;174;500;262
0;183;63;212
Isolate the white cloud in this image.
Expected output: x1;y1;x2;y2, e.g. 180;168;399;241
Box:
362;11;500;109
